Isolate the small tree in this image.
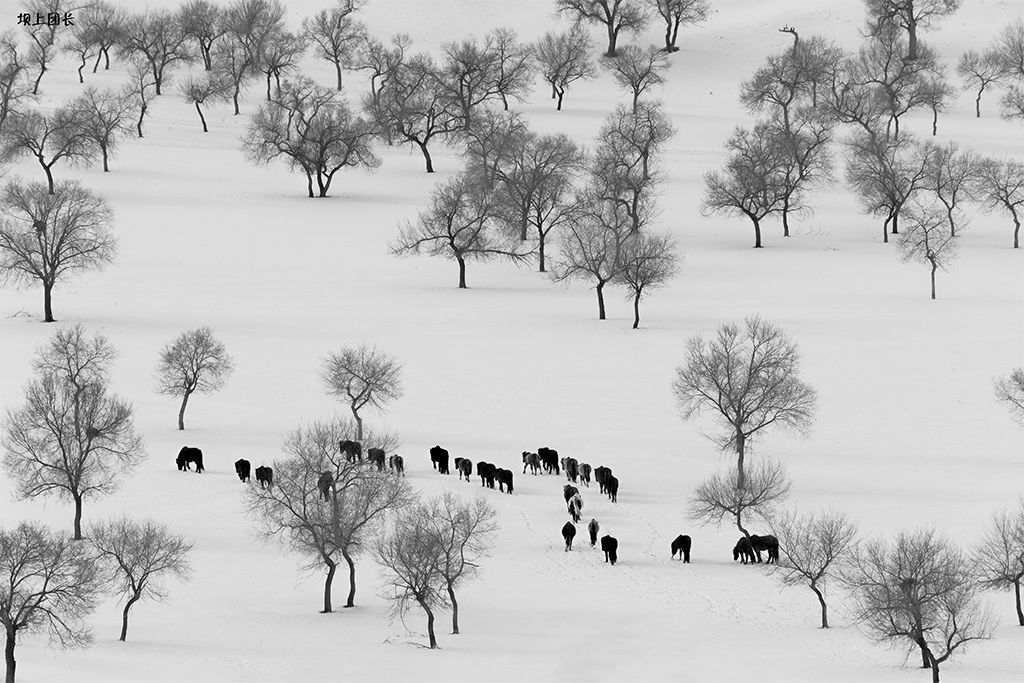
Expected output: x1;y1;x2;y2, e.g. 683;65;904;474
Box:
0;522;100;683
2;326;145;539
118;10;195;96
994;369;1024;426
975;500;1024;626
863;0;961;61
957;48;1009;118
919;74;954;136
766;110;834;237
22;0;62;95
72;86;137;172
459;108;530;190
124;58;158;138
1;106;96;194
672;316;817;489
897;201;958;300
155;327;235;431
602;44;668;111
923;142;979;236
320;345;403;442
258;29;306;100
772;508;858;628
302;0;364;91
242;77;380;197
845;528;994;683
80;1;125;73
212;33;258;116
430;493;497;635
178;0;226;71
688;458;791;538
62;22;98;85
974;157;1024;248
615;230;680;329
1002;86;1024;121
89;517;193;642
555;0;649;58
179;72;233;132
390;174;532;288
649;0;709;52
996;20;1024;78
0;33;34;140
535;30;596;111
488;28;536;110
0;179;116;322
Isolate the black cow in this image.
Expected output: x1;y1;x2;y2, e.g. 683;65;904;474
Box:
579;463;592;487
367;448;386;471
587;518;600;546
454;457;472;481
176;446;204;473
594;466;612;493
606;475;619;503
563;484;579;504
477;461;496;489
339;439;362;463
522;451;541;475
538;447;560;475
671;534;692;563
563;457;579;483
234;458;251;482
561;522;576;551
255;466;273;489
733;537;757;564
429;446;450;474
317;471;333;501
601;535;619;565
388;454;405;475
750;534;779;564
495;468;514;494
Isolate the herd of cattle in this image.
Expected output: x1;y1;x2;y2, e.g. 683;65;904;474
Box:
175;441;779;566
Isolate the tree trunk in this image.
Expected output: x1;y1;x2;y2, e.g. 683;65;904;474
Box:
137;104;146;138
782;196;791;237
918;638;930;668
751;216;762;248
932;107;938;136
306;172;315;199
418;142;434;173
266;73;272;101
178;391;191;430
1013;577;1023;626
101;144;109;172
596;281;606;320
556;88;565;111
73;492;83;540
1011;209;1020;248
196;103;208;133
930;262;937;300
975;87;984;118
664;22;674;50
421;600;438;648
891;208;900;235
736;430;746;489
538;233;546;272
735;510;749;538
342;549;356;608
155;75;163;96
322;559;336;613
907;20;919;61
103;48;111;70
202;46;212;71
810;583;828;628
605;25;618;57
119;593;141;641
93;51;102;73
77;59;85;84
42;163;54;195
335;61;343;91
930;660;940;683
232;87;240;116
456;255;467;289
883;214;891;244
5;627;16;683
32;65;44;95
317;172;330;198
632;290;641;329
351;407;363;441
43;280;54;323
632;90;640;113
447;584;459;634
500;92;509;110
946;206;956;236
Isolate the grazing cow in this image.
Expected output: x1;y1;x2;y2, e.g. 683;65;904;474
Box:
594;466;612;493
317;471;333;501
563;484;579;504
561;522;576;551
733;537;757;565
587;518;600;546
176;446;204;473
563;457;579;483
234;458;251;483
606;475;619;503
339;440;362;463
255;466;273;489
750;534;779;564
538;447;560;475
671;534;692;563
601;535;619;565
388;454;405;475
367;448;386;471
568;493;583;523
495;468;514;494
429;446;450;474
522;451;541;475
477;461;496;489
579;463;592;487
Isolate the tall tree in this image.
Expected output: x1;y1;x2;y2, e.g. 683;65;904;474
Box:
72;87;137;172
303;1;365;91
178;0;226;71
178;72;234;132
975;157;1024;248
649;0;709;52
155;327;235;430
535;30;597;111
124;58;158;138
320;345;403;442
922;142;978;236
615;229;679;329
119;9;195;95
488;28;536;110
1;106;96;194
688;459;791;538
602;44;669;111
80;0;125;73
0;32;34;141
975;500;1024;626
22;0;62;95
957;48;1010;118
258;30;306;101
555;0;649;57
863;0;961;61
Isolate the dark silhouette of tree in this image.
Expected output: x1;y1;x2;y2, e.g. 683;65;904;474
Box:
178;0;226;71
22;0;62;95
535;30;596;111
430;493;497;635
124;58;158;138
994;369;1024;426
0;32;34;141
155;327;234;430
957;48;1010;118
896;201;958;299
119;9;195;95
602;44;668;111
555;0;649;58
863;0;961;61
649;0;709;52
974;157;1024;248
615;230;679;329
73;87;137;172
1002;86;1024;121
62;23;98;85
459;108;530;190
975;499;1024;625
80;1;125;73
302;0;365;91
918;74;954;135
689;459;791;538
922;142;979;235
178;72;233;132
320;344;403;442
2;106;95;194
258;30;306;101
489;28;536;110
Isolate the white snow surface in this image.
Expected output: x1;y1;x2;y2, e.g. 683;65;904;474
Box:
0;0;1022;681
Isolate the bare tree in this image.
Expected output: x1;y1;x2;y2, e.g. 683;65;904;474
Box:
923;142;979;235
22;0;62;95
602;44;668;111
320;345;402;442
354;33;410;115
488;28;536;110
258;29;306;100
391;173;532;288
302;0;364;91
80;1;125;73
845;528;994;683
0;32;34;141
246;418;409;613
555;0;649;58
124;58;158;138
897;201;958;299
155;327;234;431
219;0;286;113
771;508;858;628
649;0;709;52
535;30;596;111
997;20;1024;78
179;72;233;132
440;37;503;130
975;500;1024;625
89;517;193;642
0;522;100;683
1;106;96;194
62;22;98;85
459;108;530;190
688;459;791;538
72;87;137;172
1001;86;1024;121
919;74;954;136
212;34;258;116
974;157;1024;248
615;230;679;329
672;316;817;488
178;0;226;71
119;10;195;96
994;369;1024;426
242;77;380;197
767;110;834;237
0;180;116;322
863;0;961;61
2;326;145;539
957;48;1009;118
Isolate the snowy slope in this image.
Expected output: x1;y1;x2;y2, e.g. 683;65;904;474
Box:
0;0;1022;682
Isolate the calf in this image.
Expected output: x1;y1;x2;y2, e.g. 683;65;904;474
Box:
234;458;251;483
601;535;618;565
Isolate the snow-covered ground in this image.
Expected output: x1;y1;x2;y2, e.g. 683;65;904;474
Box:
0;0;1021;681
